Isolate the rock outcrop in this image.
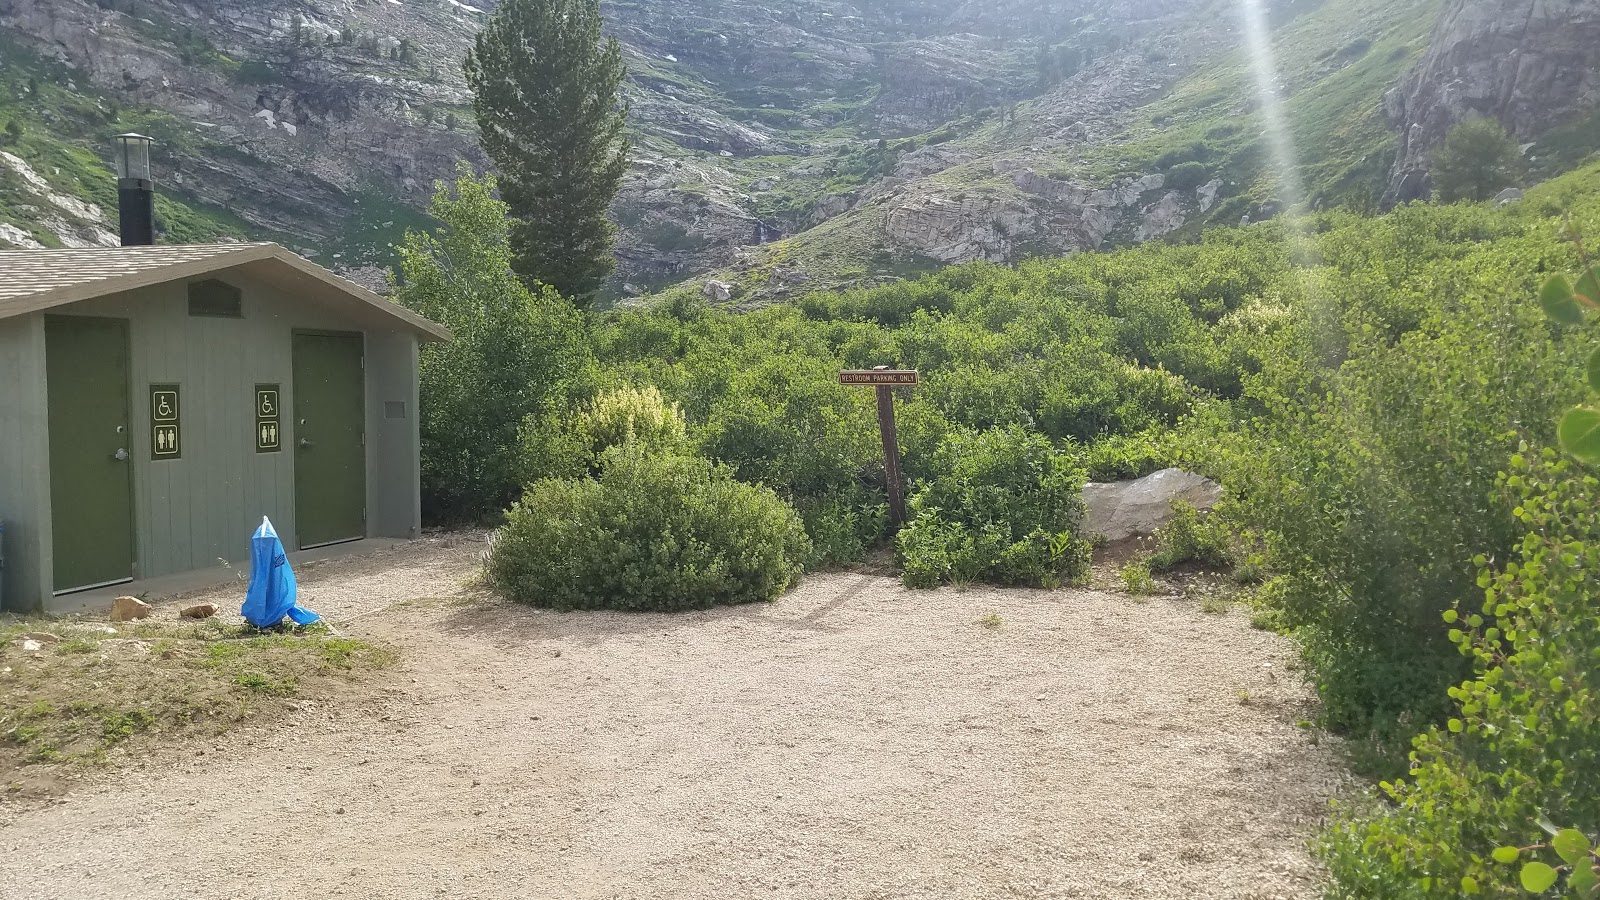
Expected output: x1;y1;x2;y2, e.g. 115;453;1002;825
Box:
11;0;1592;300
1385;0;1600;204
0;0;1228;295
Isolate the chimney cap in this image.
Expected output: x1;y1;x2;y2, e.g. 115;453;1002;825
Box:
113;133;154;182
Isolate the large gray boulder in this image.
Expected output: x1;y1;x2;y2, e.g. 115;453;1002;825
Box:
1495;187;1525;207
1081;468;1223;542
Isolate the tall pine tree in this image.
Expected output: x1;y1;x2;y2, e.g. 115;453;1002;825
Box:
464;0;628;303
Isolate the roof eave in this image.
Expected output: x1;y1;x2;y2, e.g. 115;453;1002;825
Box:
261;247;453;342
0;243;451;342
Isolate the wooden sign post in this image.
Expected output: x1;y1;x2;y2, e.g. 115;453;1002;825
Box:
839;367;919;526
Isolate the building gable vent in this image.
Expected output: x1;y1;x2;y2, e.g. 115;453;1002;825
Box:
187;279;242;318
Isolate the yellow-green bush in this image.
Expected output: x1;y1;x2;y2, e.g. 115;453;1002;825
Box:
579;384;687;458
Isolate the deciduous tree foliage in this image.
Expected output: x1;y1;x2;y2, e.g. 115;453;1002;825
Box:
464;0;629;303
1431;117;1523;203
1319;453;1600;899
394;164;592;521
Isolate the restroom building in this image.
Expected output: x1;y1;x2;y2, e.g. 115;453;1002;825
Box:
0;242;450;612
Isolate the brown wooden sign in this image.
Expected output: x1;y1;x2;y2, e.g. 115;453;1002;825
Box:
839;369;920;386
840;367;920;526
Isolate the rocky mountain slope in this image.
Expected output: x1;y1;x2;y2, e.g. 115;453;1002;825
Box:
0;0;1597;301
1385;0;1600;202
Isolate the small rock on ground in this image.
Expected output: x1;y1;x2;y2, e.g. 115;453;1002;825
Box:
109;596;152;622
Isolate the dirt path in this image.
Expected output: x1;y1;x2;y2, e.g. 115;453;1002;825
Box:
0;538;1347;899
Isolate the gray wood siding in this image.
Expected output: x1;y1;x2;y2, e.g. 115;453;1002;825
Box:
0;314;51;610
366;331;422;539
49;269;421;579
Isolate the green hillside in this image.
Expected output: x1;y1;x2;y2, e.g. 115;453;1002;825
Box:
0;36;257;248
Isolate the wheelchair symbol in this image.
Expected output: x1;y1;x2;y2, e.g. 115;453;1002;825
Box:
152;390;178;422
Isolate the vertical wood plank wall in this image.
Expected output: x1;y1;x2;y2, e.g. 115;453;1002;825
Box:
366;330;423;540
0;315;51;611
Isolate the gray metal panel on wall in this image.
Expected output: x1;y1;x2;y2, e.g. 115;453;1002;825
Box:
56;268;374;579
0;313;53;611
365;330;422;539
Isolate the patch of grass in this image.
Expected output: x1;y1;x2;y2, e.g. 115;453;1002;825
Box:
0;614;394;779
99;708;155;746
1120;557;1157;595
977;611;1003;628
231;671;297;696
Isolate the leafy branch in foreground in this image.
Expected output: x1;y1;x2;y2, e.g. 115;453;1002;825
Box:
1539;228;1600;462
1495;821;1599;897
1318;450;1600;898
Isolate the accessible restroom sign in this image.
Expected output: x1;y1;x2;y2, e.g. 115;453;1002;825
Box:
256;385;281;453
150;384;181;460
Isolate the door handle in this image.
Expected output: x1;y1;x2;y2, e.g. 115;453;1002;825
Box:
113;448;129;461
299;438;312;449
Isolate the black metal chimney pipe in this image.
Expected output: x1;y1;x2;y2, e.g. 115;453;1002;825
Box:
114;133;156;246
118;180;155;247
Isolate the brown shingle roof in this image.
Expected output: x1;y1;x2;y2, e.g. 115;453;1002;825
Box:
0;243;450;341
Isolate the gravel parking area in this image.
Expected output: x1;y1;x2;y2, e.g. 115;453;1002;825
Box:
0;538;1346;899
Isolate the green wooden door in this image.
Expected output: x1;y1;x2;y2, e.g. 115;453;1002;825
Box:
292;332;366;548
45;316;135;593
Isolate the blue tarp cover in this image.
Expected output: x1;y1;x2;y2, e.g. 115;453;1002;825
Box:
241;517;320;627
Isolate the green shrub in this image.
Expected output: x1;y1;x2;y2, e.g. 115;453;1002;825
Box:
486;447;811;611
1079;430;1175;481
1145;501;1232;571
1319;450;1600;898
897;426;1092;588
793;484;888;569
1199;258;1585;775
1155;141;1210;170
694;353;880;499
515;411;591;484
1165;160;1211;192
